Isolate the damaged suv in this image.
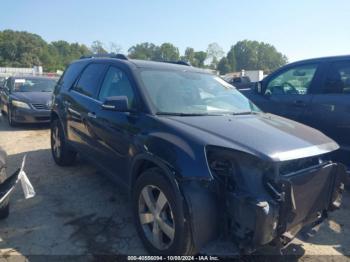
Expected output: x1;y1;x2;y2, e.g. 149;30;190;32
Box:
51;54;346;255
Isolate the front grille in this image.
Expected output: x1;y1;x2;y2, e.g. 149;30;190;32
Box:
35;116;50;121
31;103;49;110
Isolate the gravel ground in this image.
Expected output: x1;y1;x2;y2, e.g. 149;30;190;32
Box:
0;114;349;261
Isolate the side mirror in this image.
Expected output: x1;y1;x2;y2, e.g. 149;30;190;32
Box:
101;96;129;112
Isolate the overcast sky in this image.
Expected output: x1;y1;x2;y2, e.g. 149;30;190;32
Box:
1;0;349;62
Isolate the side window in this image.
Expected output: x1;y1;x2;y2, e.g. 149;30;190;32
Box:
98;67;135;109
323;61;350;94
58;62;87;90
266;64;318;95
73;63;106;97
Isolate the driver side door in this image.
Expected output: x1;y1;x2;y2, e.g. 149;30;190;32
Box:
257;63;320;122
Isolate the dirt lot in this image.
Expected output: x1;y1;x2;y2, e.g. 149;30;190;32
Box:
0;114;349;261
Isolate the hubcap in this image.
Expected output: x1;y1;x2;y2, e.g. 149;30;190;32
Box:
52;125;61;158
138;185;175;250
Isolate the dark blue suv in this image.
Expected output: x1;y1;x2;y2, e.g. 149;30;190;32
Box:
51;54;346;255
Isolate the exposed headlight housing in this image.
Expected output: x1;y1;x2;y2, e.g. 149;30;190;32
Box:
11;100;31;109
206;146;274;183
206;146;280;247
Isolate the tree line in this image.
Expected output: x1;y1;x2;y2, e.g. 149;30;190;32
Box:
0;30;288;74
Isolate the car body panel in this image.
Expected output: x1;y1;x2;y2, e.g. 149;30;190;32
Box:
159;113;338;162
51;57;346;254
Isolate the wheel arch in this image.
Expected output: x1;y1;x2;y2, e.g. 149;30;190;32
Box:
50;110;68;139
130;153;179;191
130;153;219;252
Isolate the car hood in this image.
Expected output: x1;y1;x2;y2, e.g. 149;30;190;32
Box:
162;113;339;162
11;92;52;104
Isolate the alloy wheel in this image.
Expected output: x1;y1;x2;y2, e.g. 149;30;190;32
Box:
52;124;62;159
138;185;175;250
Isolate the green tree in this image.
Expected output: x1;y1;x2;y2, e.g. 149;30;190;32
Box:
182;47;195;64
91;40;107;54
156;43;180;61
128;42;159;60
193;51;207;68
233;40;287;72
226;46;236;72
0;30;47;67
217;57;231;75
50;40;90;70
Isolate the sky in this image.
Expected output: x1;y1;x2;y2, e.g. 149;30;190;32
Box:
0;0;349;62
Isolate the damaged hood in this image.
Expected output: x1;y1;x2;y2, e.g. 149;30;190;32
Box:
11;92;52;104
162;113;339;162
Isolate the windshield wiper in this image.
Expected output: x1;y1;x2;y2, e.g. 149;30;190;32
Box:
231;111;258;115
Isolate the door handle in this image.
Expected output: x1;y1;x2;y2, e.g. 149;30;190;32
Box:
87;112;97;119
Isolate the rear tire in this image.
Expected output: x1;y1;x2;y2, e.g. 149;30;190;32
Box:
51;118;77;166
133;168;195;255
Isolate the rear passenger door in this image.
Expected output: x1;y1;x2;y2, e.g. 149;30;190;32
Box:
65;63;108;152
86;65;140;182
309;60;350;154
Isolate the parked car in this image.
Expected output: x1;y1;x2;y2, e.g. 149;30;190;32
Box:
51;54;346;255
0;76;56;126
241;55;350;169
224;76;255;90
0;147;9;219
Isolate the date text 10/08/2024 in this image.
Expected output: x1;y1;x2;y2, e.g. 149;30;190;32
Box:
127;256;220;261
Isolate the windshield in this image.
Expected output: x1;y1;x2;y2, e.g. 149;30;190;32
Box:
12;78;56;92
140;69;260;115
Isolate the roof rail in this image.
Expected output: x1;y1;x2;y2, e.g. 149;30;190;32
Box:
164;60;191;66
80;53;128;60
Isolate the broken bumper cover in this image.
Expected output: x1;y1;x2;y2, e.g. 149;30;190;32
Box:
183;162;346;254
228;162;346;250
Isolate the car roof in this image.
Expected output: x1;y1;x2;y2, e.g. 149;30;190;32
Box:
72;57;211;74
288;54;350;66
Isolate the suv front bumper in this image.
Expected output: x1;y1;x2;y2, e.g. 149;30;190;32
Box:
226;162;346;251
182;162;346;255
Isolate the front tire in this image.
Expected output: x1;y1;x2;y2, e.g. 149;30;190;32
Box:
133;168;195;255
51;118;77;166
7;106;17;127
